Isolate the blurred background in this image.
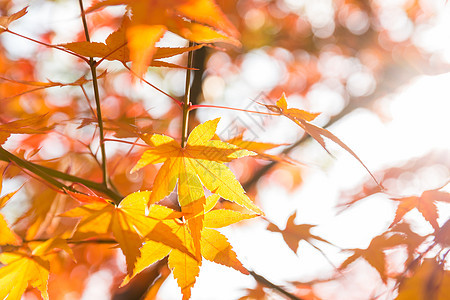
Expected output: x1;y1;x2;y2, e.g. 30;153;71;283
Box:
1;0;449;299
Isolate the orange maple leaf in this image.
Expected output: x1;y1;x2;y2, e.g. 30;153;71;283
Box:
264;93;379;185
339;233;406;283
396;259;450;300
85;0;240;76
390;188;450;230
267;212;332;254
0;114;51;145
61;24;204;68
0;7;27;34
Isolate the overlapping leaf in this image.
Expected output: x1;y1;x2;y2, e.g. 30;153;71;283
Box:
0;115;50;145
123;194;256;300
61;191;192;273
226;133;292;162
264;94;379;185
61;24;204;68
339;233;406;283
132;118;262;256
85;0;240;75
0;170;20;245
0;252;49;300
0;238;72;300
396;259;450;300
132;118;261;213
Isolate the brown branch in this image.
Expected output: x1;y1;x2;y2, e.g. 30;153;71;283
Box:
249;270;304;300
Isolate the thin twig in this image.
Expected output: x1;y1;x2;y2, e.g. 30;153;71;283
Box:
181;42;195;148
189;103;279;116
124;64;183;107
4;29;89;62
79;84;97;117
78;0;108;187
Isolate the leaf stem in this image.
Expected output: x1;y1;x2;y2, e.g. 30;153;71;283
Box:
189;103;279;116
124;64;183;107
78;0;108;187
5;29;89;62
181;42;195;148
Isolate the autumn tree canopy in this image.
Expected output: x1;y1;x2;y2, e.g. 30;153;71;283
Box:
0;0;449;299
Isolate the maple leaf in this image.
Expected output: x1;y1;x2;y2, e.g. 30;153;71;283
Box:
0;114;50;145
0;170;21;245
123;194;256;300
434;218;450;248
85;0;239;75
390;188;450;230
132;118;262;255
390;222;426;264
15;189;64;240
0;7;27;34
0;237;75;300
0;214;20;246
264;93;379;185
226;133;292;162
0;252;49;300
0;72;108;101
61;191;192;273
132;118;261;213
339;233;406;283
396;259;450;300
238;283;268;300
61;24;203;68
267;212;332;254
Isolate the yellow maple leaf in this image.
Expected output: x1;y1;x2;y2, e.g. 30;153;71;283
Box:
132;118;262;214
0;214;20;245
123;194;256;300
0;171;20;245
0;253;49;300
132;118;262;256
61;191;192;273
0;236;76;300
226;133;292;162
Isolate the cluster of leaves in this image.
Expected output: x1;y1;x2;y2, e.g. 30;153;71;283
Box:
0;0;449;300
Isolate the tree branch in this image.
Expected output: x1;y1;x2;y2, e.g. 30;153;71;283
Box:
248;270;303;300
0;147;122;202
